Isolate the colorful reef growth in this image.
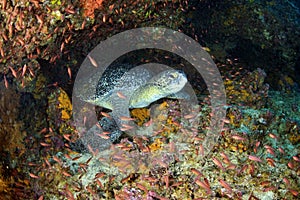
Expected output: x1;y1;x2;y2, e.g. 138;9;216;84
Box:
0;0;300;199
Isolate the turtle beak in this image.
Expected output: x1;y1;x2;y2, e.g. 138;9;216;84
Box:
178;70;187;78
178;70;187;84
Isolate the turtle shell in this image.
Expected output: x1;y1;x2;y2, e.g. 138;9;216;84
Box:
90;65;153;110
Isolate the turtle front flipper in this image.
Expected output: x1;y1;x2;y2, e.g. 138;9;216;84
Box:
84;94;114;110
107;67;153;137
166;90;191;100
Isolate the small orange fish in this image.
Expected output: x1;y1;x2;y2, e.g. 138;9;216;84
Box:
38;195;44;200
264;145;275;155
117;91;127;99
164;175;169;188
184;113;196;119
62;171;71;177
255;141;261;148
268;133;278;140
9;66;18;78
35;14;43;24
87;144;96;156
95;172;105;179
144;119;153;127
40;142;51;147
53;156;62;164
120;124;134;131
85;156;93;165
292;156;300;162
248;155;262;162
191;168;203;176
282;177;290;185
195;179;211;194
87;55;98;67
0;46;4;57
136;183;148;192
278;147;285;154
96;179;103;188
260;181;271;187
263;186;276;192
64;154;72;160
212;157;225;171
171;181;183;187
249;163;255;175
67;67;71;79
22;64;27;77
199;144;204;156
231;134;246;141
238;164;248;174
227;164;236;170
27;162;37;166
222;119;230;124
81;20;86;30
287;161;294;169
100;112;111;118
63;134;71;142
4;75;8;88
220;152;230;164
60;42;65;52
266;158;275;167
44;158;51;168
28;68;35;77
29;173;39;179
219;179;232;193
289;189;299;197
97;133;110;139
120;116;135;121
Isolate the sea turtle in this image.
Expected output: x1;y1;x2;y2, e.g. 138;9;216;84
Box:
78;64;189;150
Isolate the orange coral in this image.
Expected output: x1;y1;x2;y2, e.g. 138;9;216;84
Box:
130;108;150;126
47;87;74;135
80;0;104;18
149;138;163;151
57;89;72;121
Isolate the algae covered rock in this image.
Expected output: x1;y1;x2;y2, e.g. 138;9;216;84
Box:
47;87;73;135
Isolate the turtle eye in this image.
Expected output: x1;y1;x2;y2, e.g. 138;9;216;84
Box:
168;73;177;79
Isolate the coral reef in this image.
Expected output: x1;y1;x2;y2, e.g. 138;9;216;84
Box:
1;0;300;199
131;108;150;126
0;0;86;86
10;69;299;199
185;0;300;89
0;81;24;156
278;75;298;93
0;0;188;198
224;67;269;109
26;66;300;199
80;0;104;18
47;87;73;127
0;0;187;90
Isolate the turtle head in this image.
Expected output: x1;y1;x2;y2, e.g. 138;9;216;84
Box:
154;70;187;93
129;69;188;108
